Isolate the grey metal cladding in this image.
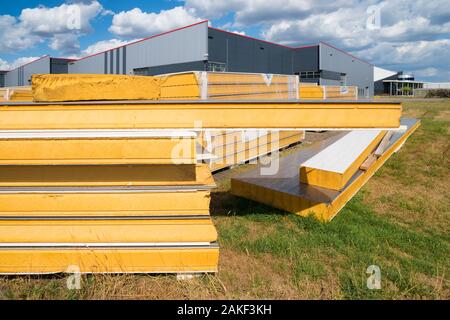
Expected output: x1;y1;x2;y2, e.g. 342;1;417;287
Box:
319;42;374;96
124;21;208;74
110;51;114;74
207;28;292;74
4;56;50;87
67;21;208;75
69;52;106;74
293;46;319;72
4;69;18;87
116;49;120;74
104;52;107;74
122;46;127;74
23;56;51;86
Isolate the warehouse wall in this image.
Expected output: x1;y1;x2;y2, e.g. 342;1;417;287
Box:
69;51;107;74
133;61;206;76
50;58;71;74
4;56;51;87
293;46;319;72
69;21;209;75
208;28;293;74
293;46;320;84
319;43;374;97
0;72;5;87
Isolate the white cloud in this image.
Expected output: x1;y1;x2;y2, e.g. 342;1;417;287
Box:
0;56;41;71
109;6;203;38
357;40;450;67
50;34;81;54
185;0;242;19
414;67;439;78
186;0;357;25
20;1;102;35
81;38;138;56
0;1;105;54
0;15;42;52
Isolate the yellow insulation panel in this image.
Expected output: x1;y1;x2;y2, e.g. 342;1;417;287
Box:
0;87;33;102
0;190;211;217
210;132;302;159
0;164;214;187
207;73;290;84
209;131;303;158
0;247;219;274
210;133;303;171
325;86;358;99
158;73;200;99
0;136;196;165
32;74;161;102
299;86;324;99
0;101;402;129
0;219;217;243
299;131;386;190
231;120;420;221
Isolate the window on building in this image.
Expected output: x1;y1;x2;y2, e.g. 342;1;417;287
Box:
299;71;320;79
206;62;226;72
340;74;347;86
133;67;150;76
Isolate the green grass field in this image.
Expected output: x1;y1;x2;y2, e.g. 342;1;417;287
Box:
0;99;448;300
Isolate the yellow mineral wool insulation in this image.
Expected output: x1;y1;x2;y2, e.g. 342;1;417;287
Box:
0;219;217;243
0;164;214;187
32;74;161;102
0;130;197;165
299;130;387;190
0;247;219;274
0;101;403;129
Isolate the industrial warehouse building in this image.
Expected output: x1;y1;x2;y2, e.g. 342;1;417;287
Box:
1;56;74;87
0;20;374;97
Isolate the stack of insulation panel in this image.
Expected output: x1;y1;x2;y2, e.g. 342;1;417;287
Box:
298;83;358;100
0;109;219;273
199;130;304;172
157;71;299;100
0;86;33;102
156;71;304;171
0;74;405;273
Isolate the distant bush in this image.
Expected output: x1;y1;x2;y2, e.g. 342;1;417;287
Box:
424;89;450;98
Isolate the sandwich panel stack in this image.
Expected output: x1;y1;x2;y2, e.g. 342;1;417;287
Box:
0;126;219;274
156;71;305;171
0;87;33;102
200;130;305;172
299;84;358;100
323;86;358;100
231;119;420;222
157;71;299;100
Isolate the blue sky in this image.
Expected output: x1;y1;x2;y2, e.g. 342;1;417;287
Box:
1;0;449;81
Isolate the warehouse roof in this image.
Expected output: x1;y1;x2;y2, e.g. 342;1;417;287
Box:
3;55;76;72
4;20;372;71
